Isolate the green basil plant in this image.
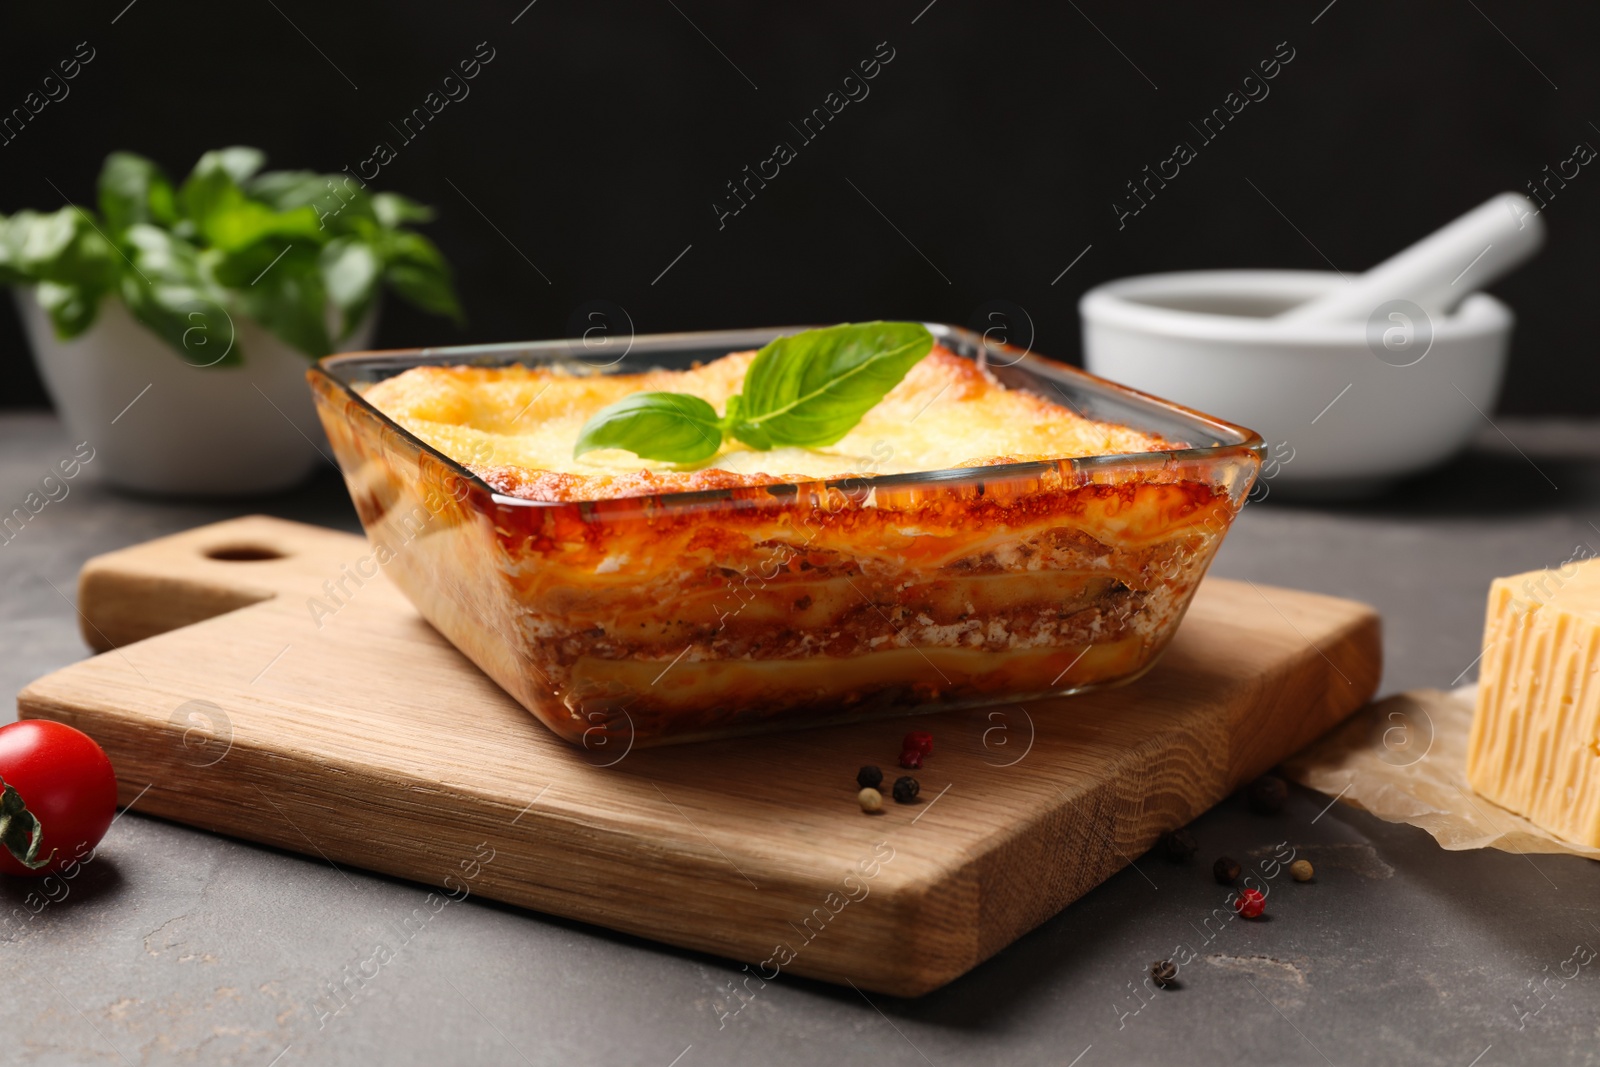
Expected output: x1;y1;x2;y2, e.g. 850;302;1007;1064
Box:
0;146;462;366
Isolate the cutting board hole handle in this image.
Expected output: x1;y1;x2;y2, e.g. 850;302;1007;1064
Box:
204;543;285;562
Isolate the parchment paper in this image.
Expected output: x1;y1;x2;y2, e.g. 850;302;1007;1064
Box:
1282;686;1600;860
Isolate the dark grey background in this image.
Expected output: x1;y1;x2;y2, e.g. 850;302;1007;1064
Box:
1;1;1595;412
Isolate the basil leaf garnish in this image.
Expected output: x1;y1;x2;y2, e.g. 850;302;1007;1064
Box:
734;321;933;448
572;321;933;464
573;391;725;463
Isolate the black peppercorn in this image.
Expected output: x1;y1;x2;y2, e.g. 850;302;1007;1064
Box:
892;776;920;804
857;765;883;790
1150;959;1179;989
1213;855;1241;885
1247;774;1288;815
1158;828;1198;863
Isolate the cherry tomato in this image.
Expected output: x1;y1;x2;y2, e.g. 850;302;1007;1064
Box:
0;720;118;877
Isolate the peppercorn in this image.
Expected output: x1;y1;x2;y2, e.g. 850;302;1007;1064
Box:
1158;828;1198;864
898;748;923;770
892;776;920;804
1213;856;1241;885
903;730;934;757
1247;775;1288;815
1233;887;1266;919
858;787;883;814
857;765;883;790
1289;859;1314;882
1150;959;1179;989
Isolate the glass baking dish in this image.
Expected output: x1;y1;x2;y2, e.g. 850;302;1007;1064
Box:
308;324;1263;748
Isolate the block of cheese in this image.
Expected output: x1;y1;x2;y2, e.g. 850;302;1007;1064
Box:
1466;556;1600;847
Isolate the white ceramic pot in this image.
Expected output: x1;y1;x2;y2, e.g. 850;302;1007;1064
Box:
17;291;376;496
1080;270;1511;497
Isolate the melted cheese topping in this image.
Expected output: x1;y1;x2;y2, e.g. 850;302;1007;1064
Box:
360;347;1178;501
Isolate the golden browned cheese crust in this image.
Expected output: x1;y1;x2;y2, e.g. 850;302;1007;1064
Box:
360;347;1181;501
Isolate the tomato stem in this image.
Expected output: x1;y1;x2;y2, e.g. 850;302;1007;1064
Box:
0;777;56;870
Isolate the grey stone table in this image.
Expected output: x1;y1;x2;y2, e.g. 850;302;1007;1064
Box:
4;411;1598;1067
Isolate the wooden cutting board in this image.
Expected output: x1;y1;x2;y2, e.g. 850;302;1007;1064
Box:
18;516;1380;996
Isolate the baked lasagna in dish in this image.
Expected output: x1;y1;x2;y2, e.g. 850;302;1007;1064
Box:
312;329;1262;747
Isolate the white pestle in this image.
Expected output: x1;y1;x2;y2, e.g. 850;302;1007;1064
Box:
1277;192;1545;324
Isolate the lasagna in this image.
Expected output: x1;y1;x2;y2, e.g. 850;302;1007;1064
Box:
345;346;1243;745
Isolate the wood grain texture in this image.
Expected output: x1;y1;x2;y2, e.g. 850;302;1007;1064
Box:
18;516;1381;995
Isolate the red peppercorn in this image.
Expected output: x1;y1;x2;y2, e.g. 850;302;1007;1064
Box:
903;730;933;757
898;748;923;770
1233;888;1266;919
